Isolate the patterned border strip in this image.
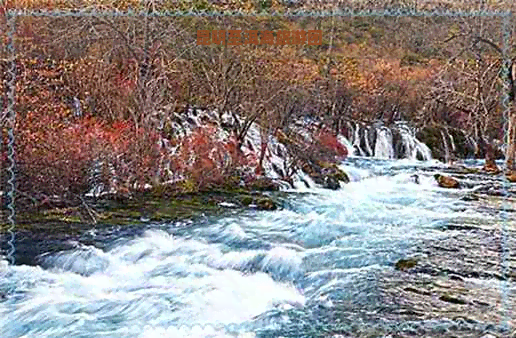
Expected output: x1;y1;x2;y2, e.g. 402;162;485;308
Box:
4;8;513;18
1;6;513;334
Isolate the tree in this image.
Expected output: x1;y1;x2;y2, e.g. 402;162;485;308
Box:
506;61;516;170
423;16;514;168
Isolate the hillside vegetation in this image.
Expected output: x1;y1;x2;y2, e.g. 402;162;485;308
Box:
1;0;516;213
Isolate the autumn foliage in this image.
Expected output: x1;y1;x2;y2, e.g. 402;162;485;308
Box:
314;129;348;160
170;126;258;191
16;114;162;201
2;11;509;210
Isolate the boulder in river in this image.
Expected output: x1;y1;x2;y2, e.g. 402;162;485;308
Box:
461;194;479;201
410;174;420;184
434;174;460;189
483;157;500;174
506;171;516;183
255;197;278;210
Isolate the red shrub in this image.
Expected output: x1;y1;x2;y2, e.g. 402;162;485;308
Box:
15;111;163;203
314;129;348;160
169;126;257;190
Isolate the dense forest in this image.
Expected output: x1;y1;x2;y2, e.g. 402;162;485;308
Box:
1;0;516;215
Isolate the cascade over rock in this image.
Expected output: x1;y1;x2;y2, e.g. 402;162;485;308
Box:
345;121;431;160
416;125;504;162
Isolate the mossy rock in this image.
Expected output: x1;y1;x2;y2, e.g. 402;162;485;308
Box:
224;175;242;189
395;258;418;271
332;168;350;184
240;195;254;206
178;179;198;194
256;197;278;210
319;164;350;189
149;183;179;198
318;161;335;169
307;160;350;188
6;187;286;236
247;177;280;192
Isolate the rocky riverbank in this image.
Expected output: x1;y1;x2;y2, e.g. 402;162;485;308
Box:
376;164;516;338
0;183;298;267
382;223;516;337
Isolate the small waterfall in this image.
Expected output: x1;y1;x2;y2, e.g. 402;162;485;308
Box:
364;127;374;157
86;159;105;197
374;126;394;159
353;122;365;156
447;129;456;152
338;134;355;156
395;123;432;161
340;121;431;161
468;136;478;156
414;138;432;161
293;170;318;189
345;121;354;140
440;129;451;162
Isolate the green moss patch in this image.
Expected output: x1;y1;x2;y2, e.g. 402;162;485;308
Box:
2;189;282;235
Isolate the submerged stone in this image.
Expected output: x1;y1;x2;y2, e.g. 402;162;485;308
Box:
439;293;467;305
461;194;479;202
395;258;418;271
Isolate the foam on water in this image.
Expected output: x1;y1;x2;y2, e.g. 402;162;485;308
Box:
0;158;506;337
0;231;304;338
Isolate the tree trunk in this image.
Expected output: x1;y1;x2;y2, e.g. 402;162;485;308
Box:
507;62;516;171
256;130;268;176
484;139;499;173
506;109;516;170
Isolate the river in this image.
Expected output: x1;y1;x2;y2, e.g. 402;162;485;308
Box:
1;157;515;337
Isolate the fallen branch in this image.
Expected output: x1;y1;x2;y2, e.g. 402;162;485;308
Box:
79;195;98;225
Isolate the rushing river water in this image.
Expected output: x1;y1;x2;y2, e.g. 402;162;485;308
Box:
1;158;515;337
